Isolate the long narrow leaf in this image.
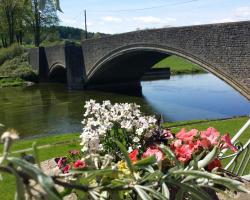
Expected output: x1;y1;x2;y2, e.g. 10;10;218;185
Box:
172;170;249;193
162;183;170;200
7;157;61;200
167;179;212;200
115;141;134;175
134;156;157;167
198;147;219;169
134;185;152;200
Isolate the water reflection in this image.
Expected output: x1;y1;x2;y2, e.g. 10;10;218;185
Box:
0;73;249;138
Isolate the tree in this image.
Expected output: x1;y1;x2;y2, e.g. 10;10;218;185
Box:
26;0;59;46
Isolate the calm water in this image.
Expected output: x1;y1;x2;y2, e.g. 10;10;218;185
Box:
0;73;249;138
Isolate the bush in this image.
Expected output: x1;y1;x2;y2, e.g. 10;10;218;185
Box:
0;44;24;65
0;53;38;82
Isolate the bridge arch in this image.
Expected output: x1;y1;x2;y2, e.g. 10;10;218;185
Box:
86;43;242;96
48;62;67;83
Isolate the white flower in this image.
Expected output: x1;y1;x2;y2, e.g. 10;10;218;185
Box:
136;128;144;136
128;146;133;153
80;100;157;153
1;129;19;142
133;137;140;143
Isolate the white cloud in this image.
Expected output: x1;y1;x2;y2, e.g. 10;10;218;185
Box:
102;16;122;23
133;16;176;24
235;6;250;18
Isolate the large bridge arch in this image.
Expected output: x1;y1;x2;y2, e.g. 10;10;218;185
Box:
86;43;246;97
82;21;250;99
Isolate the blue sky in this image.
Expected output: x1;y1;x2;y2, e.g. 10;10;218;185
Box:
58;0;250;34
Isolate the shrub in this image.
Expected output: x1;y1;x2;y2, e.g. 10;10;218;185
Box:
0;53;38;82
0;44;24;65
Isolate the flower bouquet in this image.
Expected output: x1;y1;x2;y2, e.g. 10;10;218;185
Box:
53;100;249;200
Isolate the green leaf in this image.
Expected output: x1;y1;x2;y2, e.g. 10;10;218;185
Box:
134;185;152;200
161;183;170;199
172;170;249;193
167;179;212;200
197;146;219;169
141;171;163;183
84;169;119;181
138;185;168;200
175;188;185;200
32;142;41;169
114;141;134;176
7;157;61;200
160;145;180;166
8;167;25;200
134;156;157;167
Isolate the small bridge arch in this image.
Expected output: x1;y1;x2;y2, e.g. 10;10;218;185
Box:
48;62;67;83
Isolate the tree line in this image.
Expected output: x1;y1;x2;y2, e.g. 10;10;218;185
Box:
0;0;59;47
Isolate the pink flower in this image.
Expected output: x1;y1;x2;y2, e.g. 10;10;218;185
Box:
57;157;67;169
221;133;237;152
129;149;139;162
200;127;220;145
74;160;86;169
163;129;173;139
207;158;222;171
63;164;71;173
69;150;80;155
172;139;182;148
174;144;194;162
176;128;198;142
143;146;164;162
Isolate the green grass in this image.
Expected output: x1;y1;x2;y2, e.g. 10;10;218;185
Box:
0;117;249;199
0;77;26;88
154;55;205;75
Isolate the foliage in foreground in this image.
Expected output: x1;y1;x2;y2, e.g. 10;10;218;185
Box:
0;101;249;199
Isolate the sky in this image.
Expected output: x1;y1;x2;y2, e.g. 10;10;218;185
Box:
58;0;250;34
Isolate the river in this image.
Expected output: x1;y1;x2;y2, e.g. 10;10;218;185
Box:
0;73;249;138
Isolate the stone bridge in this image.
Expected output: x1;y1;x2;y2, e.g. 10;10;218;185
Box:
29;21;250;99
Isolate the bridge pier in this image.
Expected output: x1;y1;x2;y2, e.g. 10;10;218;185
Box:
29;43;85;90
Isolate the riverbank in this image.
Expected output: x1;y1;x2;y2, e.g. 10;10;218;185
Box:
0;116;249;199
154;55;205;74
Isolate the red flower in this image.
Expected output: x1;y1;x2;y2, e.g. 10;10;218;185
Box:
74;160;86;169
200;127;220;145
176;128;198;142
143;146;164;162
199;138;211;149
175;144;194;162
207;158;222;171
63;164;71;173
221;133;237;152
129;149;139;162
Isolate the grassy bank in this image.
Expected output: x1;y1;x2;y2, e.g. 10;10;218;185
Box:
0;45;38;87
0;116;249;199
154;55;205;75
